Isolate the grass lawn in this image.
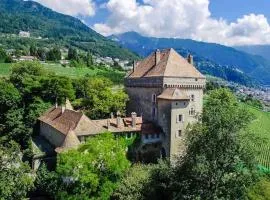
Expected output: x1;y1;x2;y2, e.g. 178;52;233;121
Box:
242;104;270;169
42;63;98;78
0;62;125;84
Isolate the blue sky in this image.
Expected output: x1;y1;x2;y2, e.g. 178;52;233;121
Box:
34;0;270;46
209;0;270;22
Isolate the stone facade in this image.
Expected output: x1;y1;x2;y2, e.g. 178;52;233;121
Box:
125;48;206;159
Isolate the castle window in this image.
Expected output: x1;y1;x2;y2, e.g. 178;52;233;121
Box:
151;134;155;139
157;133;160;138
152;94;157;103
191;94;195;101
177;114;183;122
195;78;198;81
177;130;182;138
145;134;149;139
189;108;195;115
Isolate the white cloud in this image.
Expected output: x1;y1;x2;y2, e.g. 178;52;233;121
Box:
35;0;96;16
93;0;270;45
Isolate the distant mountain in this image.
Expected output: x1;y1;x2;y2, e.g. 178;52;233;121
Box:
234;45;270;61
0;0;138;60
110;32;270;86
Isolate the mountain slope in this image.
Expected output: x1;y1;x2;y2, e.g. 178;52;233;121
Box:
234;45;270;61
110;32;270;85
0;0;138;60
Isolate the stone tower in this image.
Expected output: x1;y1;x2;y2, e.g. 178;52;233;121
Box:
125;48;206;159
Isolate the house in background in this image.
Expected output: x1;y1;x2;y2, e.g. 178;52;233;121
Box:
19;31;30;38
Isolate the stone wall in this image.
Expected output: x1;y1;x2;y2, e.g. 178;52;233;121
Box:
125;76;206;160
125;87;163;122
169;100;190;158
157;99;172;157
40;122;65;147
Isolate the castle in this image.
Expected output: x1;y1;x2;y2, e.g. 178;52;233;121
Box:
37;48;205;161
125;48;206;158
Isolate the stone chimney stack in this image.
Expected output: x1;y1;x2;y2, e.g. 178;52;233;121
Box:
155;49;161;65
116;111;121;128
131;112;137;128
187;54;193;65
132;61;136;72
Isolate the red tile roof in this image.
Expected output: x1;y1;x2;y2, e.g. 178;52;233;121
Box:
128;48;204;79
39;107;160;137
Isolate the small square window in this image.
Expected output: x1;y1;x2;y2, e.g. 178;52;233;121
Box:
178;115;183;122
178;130;182;137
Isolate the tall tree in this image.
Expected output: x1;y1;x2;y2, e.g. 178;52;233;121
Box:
30;44;37;57
47;47;61;61
171;88;257;199
68;47;78;61
10;61;47;101
41;75;75;104
55;133;130;199
76;77;128;119
0;141;34;199
0;48;7;62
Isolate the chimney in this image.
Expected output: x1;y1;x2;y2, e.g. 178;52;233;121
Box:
116;111;121;128
131;112;137;128
155;49;160;65
132;61;136;72
187;54;193;65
